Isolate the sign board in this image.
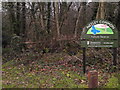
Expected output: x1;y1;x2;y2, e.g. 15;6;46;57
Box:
81;20;118;47
81;40;118;47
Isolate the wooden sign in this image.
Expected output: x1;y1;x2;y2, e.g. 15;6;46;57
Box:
81;19;118;48
81;20;119;73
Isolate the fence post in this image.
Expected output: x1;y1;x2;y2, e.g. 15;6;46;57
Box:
88;70;98;88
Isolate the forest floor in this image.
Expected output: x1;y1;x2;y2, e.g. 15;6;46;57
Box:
2;52;120;88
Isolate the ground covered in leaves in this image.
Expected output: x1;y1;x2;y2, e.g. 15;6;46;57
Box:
2;52;120;88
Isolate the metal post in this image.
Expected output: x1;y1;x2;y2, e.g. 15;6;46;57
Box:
113;48;117;66
83;48;86;74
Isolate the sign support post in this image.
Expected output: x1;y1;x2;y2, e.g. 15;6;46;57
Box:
113;48;117;66
83;48;86;74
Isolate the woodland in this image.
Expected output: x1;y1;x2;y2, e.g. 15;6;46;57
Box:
2;1;120;88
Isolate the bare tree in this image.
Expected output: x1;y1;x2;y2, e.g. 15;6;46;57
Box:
20;2;26;38
54;2;60;38
47;2;51;34
38;2;45;31
96;2;105;19
16;2;20;36
74;2;86;38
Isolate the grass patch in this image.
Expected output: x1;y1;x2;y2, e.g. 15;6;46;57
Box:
104;76;119;88
3;53;120;88
2;60;88;88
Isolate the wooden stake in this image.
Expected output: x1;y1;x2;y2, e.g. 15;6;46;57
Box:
88;70;98;88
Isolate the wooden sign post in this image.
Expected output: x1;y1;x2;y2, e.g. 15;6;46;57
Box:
80;19;118;73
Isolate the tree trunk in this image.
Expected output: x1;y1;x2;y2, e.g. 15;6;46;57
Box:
54;2;60;38
8;2;16;34
86;2;99;22
47;2;51;34
115;2;120;37
16;2;20;36
96;1;105;19
38;2;45;31
74;2;86;38
59;2;72;33
20;2;26;39
100;2;105;19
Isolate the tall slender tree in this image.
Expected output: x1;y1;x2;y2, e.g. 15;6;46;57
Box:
54;2;60;38
16;2;20;36
96;1;106;19
20;2;26;39
74;2;86;38
47;2;51;34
